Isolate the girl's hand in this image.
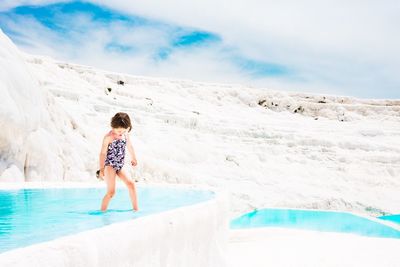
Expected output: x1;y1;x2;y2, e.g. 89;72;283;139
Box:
131;158;137;166
99;169;105;179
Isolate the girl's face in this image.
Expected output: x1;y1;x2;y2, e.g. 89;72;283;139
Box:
112;127;127;136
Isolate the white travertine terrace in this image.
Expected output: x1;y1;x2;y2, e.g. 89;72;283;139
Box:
0;188;229;267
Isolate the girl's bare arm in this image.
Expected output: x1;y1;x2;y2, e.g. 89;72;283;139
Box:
126;134;137;160
99;135;111;170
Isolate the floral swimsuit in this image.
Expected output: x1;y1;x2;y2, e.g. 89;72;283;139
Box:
104;132;127;173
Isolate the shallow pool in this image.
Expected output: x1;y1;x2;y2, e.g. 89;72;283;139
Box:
0;187;214;253
230;208;400;239
379;214;400;225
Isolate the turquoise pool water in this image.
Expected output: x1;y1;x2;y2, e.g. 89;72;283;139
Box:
0;187;214;253
230;208;400;239
379;214;400;224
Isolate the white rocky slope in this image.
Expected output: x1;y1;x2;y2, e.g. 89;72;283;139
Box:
1;29;399;217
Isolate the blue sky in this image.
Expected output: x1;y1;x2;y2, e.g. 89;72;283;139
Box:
0;1;399;99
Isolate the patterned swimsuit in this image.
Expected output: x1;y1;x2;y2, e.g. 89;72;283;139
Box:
104;132;127;173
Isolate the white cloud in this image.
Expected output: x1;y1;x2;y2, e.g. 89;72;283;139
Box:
0;11;241;84
0;0;72;11
1;0;400;98
87;0;400;98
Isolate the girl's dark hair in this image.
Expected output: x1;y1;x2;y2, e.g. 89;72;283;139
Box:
111;112;132;132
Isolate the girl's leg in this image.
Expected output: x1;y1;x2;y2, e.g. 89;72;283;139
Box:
100;166;117;211
117;168;139;211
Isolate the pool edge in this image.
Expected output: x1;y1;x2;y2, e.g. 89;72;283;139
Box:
0;188;230;267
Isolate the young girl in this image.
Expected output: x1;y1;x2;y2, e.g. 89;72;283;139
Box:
98;112;139;212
